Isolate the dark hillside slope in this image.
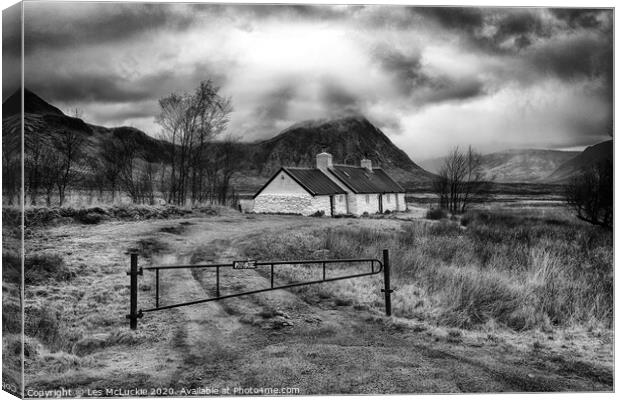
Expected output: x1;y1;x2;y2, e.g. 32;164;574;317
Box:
546;140;613;183
3;89;173;164
3;88;65;117
247;116;434;186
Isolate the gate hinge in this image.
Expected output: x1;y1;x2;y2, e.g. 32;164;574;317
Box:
381;288;395;293
126;267;144;276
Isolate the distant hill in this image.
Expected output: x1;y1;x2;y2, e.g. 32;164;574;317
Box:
545;140;613;183
420;149;581;183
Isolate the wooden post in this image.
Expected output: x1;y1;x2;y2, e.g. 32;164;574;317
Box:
382;249;393;316
127;253;140;329
155;269;160;308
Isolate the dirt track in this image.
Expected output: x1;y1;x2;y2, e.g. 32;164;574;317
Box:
24;212;613;394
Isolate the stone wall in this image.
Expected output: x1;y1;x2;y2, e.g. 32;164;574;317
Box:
311;195;332;216
254;194;332;216
333;194;348;214
396;193;407;211
355;193;380;215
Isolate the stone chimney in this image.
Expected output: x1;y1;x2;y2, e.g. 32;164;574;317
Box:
316;152;333;170
361;158;372;171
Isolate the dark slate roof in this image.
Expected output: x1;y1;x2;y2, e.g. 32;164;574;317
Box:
328;165;405;194
253;167;347;198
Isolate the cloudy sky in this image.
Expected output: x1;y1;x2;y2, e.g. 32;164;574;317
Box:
3;2;613;159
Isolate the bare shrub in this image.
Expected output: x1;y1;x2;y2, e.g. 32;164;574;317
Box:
565;160;612;228
426;208;447;220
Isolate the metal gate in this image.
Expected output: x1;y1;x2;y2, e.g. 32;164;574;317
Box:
127;249;393;329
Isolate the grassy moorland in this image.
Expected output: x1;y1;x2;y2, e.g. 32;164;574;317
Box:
5;203;613;393
243;208;613;332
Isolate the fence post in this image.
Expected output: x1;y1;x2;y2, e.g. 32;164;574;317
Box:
381;249;393;316
127;253;142;330
155;269;160;308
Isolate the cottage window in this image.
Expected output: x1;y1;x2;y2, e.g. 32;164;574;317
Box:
387;194;391;202
365;194;369;203
338;195;343;202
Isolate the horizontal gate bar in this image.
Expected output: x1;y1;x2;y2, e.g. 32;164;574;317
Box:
140;268;381;313
144;258;383;271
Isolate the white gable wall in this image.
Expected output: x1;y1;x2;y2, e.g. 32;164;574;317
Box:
254;171;335;215
259;170;308;195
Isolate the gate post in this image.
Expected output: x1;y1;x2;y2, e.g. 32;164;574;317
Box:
127;253;142;330
381;249;393;316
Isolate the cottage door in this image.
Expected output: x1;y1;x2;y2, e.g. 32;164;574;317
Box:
329;195;335;217
378;194;383;213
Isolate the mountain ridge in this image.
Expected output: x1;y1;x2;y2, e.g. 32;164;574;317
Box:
2;89;434;189
420;148;584;183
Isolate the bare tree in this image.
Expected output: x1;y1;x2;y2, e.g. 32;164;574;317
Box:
2;122;21;205
99;137;124;202
157;80;232;205
54;130;85;206
24;132;47;205
39;150;63;206
565;160;612;228
433;146;488;214
215;135;243;205
115;134;143;203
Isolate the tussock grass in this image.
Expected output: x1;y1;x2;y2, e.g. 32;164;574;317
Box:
24;303;79;352
243;210;612;331
25;252;75;285
14;204;220;227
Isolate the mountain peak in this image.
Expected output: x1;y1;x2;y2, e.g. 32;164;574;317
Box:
281;114;370;134
254;115;434;185
3;88;66;117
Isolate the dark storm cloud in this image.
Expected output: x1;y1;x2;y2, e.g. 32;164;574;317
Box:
492;11;551;49
550;8;607;30
416;7;484;34
252;85;297;121
23;3;195;54
372;46;425;95
527;34;612;81
420;78;485;104
25;62;229;105
371;46;484;105
320;81;362;115
239;4;358;20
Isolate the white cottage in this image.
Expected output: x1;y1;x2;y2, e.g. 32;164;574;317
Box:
253;152;406;216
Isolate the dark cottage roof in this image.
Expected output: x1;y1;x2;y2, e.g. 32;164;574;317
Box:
329;165;405;194
253;167;347;198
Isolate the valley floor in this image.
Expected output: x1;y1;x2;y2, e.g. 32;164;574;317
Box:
20;210;613;395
